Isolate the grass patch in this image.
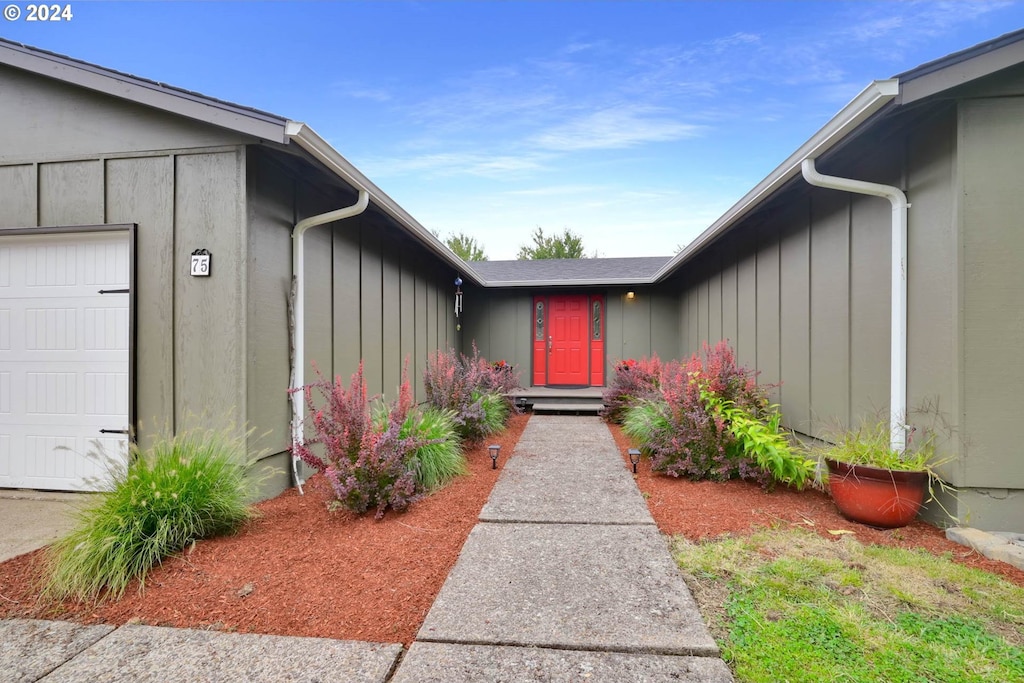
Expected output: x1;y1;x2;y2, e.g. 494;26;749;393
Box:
673;527;1024;683
43;430;256;602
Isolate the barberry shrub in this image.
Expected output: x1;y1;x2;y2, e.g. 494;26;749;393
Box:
601;355;662;424
293;363;427;518
624;340;810;488
423;345;519;442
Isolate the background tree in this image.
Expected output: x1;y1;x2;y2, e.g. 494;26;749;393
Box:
445;232;488;261
516;227;587;259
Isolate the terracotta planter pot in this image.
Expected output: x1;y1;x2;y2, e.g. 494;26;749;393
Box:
825;459;929;529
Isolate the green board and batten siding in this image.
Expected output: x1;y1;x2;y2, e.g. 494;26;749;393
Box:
245;149;463;494
0;67;462;500
675;96;1024;528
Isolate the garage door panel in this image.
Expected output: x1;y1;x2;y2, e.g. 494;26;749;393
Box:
0;434;9;477
84;371;129;416
82;241;130;286
0;372;8;413
0;231;129;491
84;307;129;350
0;309;9;349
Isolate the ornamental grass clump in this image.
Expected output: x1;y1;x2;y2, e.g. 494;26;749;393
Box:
373;401;466;492
601;355;662;424
44;429;256;602
294;363;429;518
423;345;519;442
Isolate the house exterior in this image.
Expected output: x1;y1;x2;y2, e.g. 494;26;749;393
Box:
2;31;1023;529
0;39;475;498
463;30;1024;529
463;258;672;388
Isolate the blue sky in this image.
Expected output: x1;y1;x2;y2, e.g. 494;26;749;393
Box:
3;1;1023;259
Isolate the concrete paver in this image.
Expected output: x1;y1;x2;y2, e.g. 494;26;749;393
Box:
418;521;718;656
392;642;734;683
480;441;655;525
0;619;114;683
37;624;403;683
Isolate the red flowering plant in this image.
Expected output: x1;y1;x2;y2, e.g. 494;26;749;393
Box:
601;355;662;424
623;341;809;488
292;362;428;518
424;345;520;442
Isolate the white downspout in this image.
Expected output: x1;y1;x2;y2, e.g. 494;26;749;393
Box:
800;158;908;454
290;190;370;493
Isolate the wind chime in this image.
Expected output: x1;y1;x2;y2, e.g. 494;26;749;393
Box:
454;276;463;331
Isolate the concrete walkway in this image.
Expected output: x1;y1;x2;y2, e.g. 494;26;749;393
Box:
1;415;731;682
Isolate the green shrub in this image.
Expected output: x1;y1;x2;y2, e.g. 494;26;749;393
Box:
476;391;509;437
403;407;466;491
44;430;255;602
702;390;816;489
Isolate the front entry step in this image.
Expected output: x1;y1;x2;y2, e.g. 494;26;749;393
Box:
531;402;602;415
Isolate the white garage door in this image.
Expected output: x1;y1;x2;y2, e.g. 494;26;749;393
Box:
0;230;130;492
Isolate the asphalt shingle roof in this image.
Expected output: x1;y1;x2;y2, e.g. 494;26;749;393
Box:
467;257;672;285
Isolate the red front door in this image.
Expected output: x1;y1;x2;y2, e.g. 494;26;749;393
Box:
548;295;588;385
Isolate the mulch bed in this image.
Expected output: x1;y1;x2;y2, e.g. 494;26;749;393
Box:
1;412;1019;648
0;413;530;646
608;423;1024;588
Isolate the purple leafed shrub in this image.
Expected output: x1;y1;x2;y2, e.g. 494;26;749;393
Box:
292;363;427;518
637;341;772;485
423;345;520;442
601;355;662;424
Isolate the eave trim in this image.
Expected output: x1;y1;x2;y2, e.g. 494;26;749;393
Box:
286;122;484;286
652;79;899;282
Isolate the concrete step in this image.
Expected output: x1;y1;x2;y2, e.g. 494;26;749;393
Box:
530;402;603;414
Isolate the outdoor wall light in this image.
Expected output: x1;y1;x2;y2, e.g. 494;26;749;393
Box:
626;291;635;300
628;448;641;474
489;444;501;469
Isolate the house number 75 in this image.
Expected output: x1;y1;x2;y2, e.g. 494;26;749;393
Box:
190;249;211;277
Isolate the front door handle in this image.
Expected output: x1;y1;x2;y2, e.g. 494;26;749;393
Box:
548;335;552;351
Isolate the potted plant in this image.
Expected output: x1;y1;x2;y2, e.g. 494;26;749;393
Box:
817;418;950;529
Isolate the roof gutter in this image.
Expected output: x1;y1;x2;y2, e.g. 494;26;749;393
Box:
652;79;900;282
800;158;908;454
284;122;483;287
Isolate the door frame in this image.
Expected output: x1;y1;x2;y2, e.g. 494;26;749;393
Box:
531;292;605;387
0;223;137;452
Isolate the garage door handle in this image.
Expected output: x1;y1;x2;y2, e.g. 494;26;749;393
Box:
98;288;130;294
99;428;129;435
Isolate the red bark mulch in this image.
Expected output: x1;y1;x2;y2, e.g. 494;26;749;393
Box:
1;412;1019;648
0;414;530;646
608;423;1024;588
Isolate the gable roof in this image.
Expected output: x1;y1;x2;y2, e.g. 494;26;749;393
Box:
0;38;485;285
468;257;671;287
4;30;1023;289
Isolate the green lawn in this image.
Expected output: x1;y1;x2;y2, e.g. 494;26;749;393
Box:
674;527;1024;683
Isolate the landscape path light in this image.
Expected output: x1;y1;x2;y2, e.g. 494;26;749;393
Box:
628;448;641;474
489;444;501;469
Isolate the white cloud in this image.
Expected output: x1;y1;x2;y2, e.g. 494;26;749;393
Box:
361;151;548;179
531;105;704;151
